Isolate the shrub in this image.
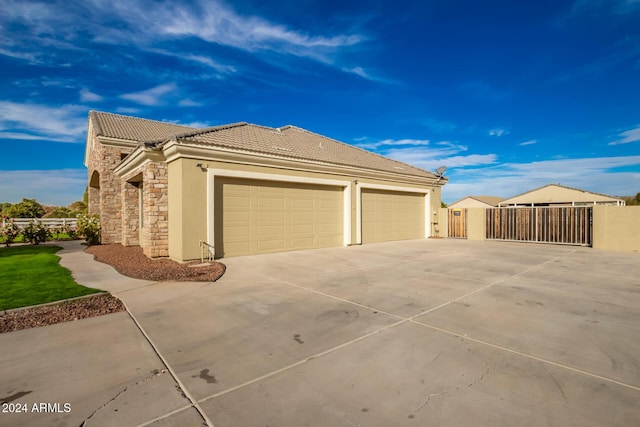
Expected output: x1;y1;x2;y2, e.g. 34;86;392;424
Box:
22;220;51;245
77;214;101;245
1;217;21;247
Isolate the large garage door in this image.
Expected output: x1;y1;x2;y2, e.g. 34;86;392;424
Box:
215;178;343;257
361;189;425;243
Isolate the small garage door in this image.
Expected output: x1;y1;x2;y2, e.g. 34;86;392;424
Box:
361;189;425;243
215;178;344;257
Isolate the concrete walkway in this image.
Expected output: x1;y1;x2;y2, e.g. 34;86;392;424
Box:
1;239;639;426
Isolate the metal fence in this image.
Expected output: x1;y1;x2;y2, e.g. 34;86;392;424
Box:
485;207;592;246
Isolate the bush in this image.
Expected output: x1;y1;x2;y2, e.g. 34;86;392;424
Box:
1;217;21;247
77;214;101;245
22;220;51;245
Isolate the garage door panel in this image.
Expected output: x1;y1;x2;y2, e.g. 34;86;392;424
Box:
362;189;424;244
216;178;343;257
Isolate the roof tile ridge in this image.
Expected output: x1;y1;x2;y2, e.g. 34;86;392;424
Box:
280;125;437;178
176;122;249;139
88;110;104;136
92;110;200;131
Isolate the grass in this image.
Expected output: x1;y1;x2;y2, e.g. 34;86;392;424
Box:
0;245;100;311
0;232;77;244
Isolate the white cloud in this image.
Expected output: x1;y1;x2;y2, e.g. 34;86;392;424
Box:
0;101;86;142
441;155;640;203
119;83;178;106
519;139;537;146
355;138;431;150
608;125;640;145
178;98;202;107
489;128;509;137
80;88;103;102
0;169;87;205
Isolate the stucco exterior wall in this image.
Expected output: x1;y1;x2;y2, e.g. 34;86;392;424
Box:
438;207;448;237
168;158;208;262
466;208;485;240
592;206;640;252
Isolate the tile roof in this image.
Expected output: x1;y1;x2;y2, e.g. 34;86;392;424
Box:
470;196;504;206
90;111;196;142
500;183;623;204
90;111;437;179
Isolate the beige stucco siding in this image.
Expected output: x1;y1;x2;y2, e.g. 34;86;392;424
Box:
168;158;208;261
215;177;343;257
361;189;425;243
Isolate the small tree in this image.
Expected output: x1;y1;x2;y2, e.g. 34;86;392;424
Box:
7;198;45;218
76;213;101;245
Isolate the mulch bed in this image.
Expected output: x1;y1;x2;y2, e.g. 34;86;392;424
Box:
0;293;125;334
85;244;226;282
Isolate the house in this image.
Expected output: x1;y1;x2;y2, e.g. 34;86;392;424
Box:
85;111;447;261
448;195;504;209
498;184;625;207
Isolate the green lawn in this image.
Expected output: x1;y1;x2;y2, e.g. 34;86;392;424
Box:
0;232;77;244
0;245;100;310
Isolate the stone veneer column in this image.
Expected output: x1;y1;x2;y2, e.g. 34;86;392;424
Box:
121;181;140;246
140;162;169;258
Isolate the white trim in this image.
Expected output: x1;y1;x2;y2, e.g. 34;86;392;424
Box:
356;183;431;244
206;169;352;251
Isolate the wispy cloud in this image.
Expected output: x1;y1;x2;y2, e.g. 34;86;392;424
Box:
442;155;640;202
0;169;87;205
489;128;509;137
355;138;431;150
362;138;496;172
119;83;179;106
0;0;366;76
80;88;103;102
519;139;537;146
0;101;86;142
609;125;640;145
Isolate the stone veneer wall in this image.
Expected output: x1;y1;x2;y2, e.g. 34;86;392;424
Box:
121;181;140;246
139;162;169;258
86;132;134;244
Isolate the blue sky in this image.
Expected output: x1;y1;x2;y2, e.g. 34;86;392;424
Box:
1;0;639;206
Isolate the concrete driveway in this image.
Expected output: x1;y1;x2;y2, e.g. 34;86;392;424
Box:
1;239;639;426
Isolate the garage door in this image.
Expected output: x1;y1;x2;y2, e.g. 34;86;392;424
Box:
361;189;425;243
215;178;344;257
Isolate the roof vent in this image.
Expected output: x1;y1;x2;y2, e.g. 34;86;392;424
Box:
394;166;406;170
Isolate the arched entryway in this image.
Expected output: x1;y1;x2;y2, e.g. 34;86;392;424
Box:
88;170;100;215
